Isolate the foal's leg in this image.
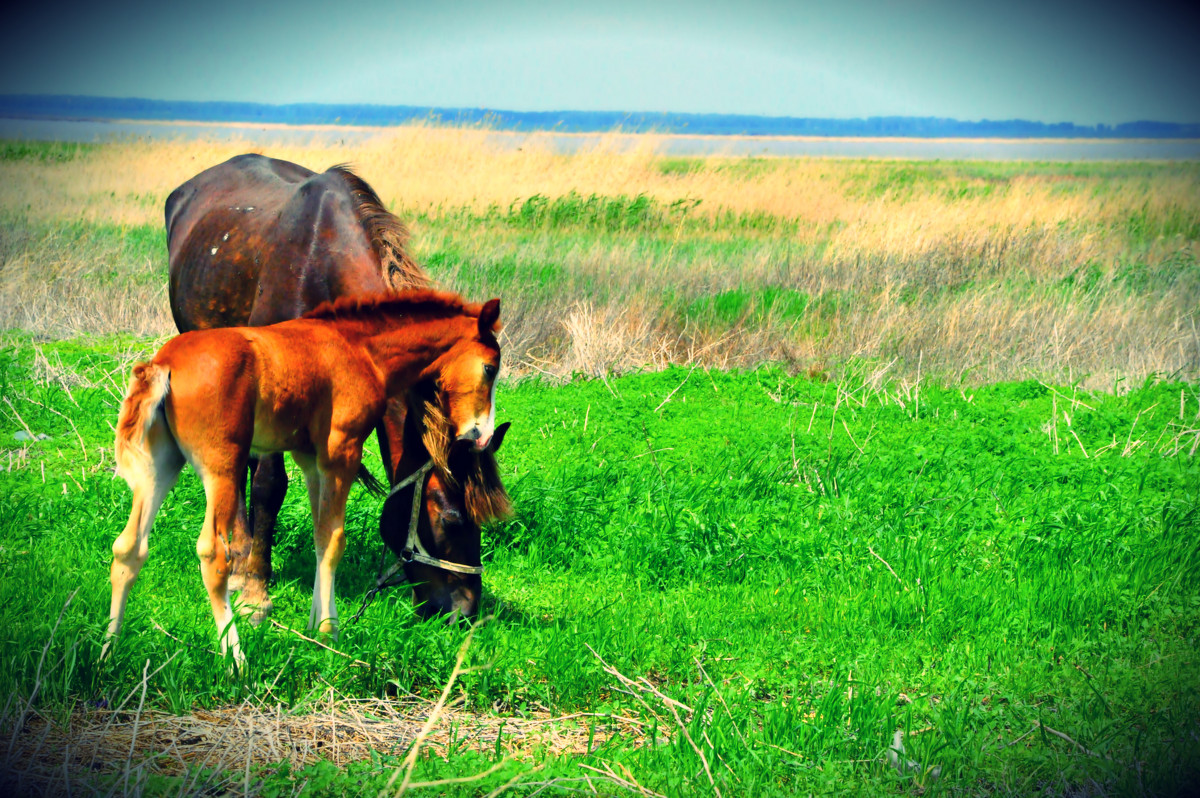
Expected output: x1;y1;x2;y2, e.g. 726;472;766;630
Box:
196;461;249;668
236;453;287;624
293;452;322;528
103;420;184;659
294;450;357;637
292;452;324;631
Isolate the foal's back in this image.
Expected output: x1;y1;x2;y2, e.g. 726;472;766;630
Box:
153;321;384;460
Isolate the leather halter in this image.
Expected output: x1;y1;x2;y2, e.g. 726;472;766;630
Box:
384;459;485;576
349;458;484;624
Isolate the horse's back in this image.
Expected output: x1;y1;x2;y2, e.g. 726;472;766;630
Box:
167;154;387;332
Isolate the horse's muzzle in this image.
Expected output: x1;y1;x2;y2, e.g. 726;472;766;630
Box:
457;426;493;452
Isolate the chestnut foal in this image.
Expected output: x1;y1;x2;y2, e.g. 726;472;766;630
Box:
102;291;502;666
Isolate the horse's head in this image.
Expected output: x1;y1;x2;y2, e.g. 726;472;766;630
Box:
429;298;502;452
376;295;510;619
378;395;512;620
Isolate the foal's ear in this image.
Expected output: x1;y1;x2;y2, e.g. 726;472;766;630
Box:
491;421;511;452
478;299;501;335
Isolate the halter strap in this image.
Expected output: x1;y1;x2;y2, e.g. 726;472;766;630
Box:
349;458;483;624
387;459;484;576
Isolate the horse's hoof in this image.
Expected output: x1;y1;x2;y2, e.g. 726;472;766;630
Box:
247;600;274;626
236;592;273;622
309;620;339;641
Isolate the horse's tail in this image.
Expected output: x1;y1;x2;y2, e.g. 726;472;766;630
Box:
115;362;171;481
356;464;387;498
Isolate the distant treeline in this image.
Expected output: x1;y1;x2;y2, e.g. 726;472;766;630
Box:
2;94;1198;139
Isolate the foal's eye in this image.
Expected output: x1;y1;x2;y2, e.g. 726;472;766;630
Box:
483;364;498;380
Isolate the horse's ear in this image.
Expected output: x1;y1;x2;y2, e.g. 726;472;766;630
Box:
491;421;511;452
478;299;501;335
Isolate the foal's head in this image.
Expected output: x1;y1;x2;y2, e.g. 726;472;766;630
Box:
427;298;502;452
309;291;502;444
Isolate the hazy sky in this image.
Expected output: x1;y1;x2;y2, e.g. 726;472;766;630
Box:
1;0;1196;124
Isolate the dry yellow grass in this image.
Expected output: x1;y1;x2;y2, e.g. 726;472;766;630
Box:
2;695;646;795
4;125;1196;241
1;125;1197;388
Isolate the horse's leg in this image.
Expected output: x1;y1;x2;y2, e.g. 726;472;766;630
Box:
295;450;355;637
238;453;287;624
103;420;184;660
196;460;249;669
293;451;321;521
227;454;257;593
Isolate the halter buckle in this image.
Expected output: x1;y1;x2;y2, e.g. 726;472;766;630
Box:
391;459;484;575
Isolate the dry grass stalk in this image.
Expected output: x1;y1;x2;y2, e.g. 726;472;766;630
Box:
384;619;490;796
586;644;723;797
578;760;666;798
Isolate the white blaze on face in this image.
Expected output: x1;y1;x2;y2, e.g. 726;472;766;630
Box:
480;372;498;448
457;358;498;451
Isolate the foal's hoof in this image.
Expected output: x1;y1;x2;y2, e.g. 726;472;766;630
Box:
311;620;340;641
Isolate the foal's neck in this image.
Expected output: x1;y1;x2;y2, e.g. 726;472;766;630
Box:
351;315;469;394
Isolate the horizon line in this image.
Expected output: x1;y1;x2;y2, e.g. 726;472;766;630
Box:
2;94;1198;136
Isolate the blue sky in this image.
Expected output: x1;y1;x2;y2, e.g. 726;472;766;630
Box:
1;0;1196;124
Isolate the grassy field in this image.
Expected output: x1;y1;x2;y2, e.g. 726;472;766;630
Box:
1;336;1197;795
0;131;1198;795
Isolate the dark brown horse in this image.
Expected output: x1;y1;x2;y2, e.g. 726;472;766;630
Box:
166;154;510;621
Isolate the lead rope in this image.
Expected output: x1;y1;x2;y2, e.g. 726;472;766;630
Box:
349;459;483;624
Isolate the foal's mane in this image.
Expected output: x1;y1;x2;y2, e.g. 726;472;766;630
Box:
327;165;427;291
303;290;481;324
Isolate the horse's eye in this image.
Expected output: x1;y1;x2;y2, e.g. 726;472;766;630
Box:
484;363;498;380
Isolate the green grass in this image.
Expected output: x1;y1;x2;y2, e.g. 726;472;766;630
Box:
653;155;1200;203
426;191;789;236
1;336;1198;794
0;139;98;163
836;160;1200;201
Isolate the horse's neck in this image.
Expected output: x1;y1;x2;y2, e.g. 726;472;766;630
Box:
355;316;465;392
399;402;435;470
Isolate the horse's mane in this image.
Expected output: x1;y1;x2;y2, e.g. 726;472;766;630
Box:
327;165;428;292
417;397;512;524
303;289;480;323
